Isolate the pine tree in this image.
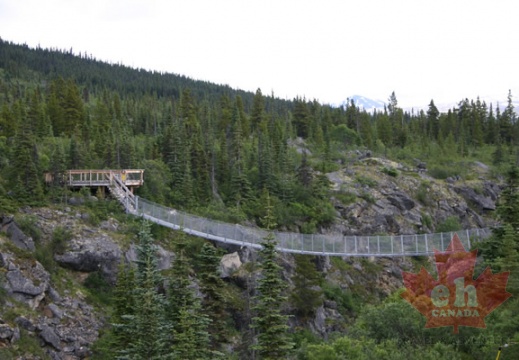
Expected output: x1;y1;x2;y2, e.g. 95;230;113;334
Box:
427;99;440;140
297;151;313;188
168;233;211;359
111;262;136;355
493;224;519;296
251;194;293;359
251;88;265;135
116;221;168;359
290;255;323;319
198;242;228;347
481;165;519;268
9;111;44;204
0;103;17;137
293;97;310;138
376;111;392;148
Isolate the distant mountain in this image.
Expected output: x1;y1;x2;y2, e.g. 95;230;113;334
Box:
342;95;519;114
340;95;386;111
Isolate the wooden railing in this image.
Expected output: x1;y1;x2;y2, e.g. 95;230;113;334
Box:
45;169;144;188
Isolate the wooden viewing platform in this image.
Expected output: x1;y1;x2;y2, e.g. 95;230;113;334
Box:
45;169;144;189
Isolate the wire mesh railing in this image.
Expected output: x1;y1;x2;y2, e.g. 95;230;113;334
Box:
130;197;492;257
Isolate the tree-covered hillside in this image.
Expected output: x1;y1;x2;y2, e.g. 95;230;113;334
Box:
0;38;517;232
1;38;519;360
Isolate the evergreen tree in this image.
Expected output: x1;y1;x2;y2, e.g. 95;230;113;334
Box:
493;224;519;296
504;90;519;145
297;151;313;188
485;103;499;144
0;103;17;137
481;165;519;266
251;88;265;135
198;242;228;347
290;255;323;319
116;221;168;359
427;99;440;140
293;97;310;138
9;111;44;204
111;262;137;356
376;111;392;148
251;194;293;359
168;233;211;359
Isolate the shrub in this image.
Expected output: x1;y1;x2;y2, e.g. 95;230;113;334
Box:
15;215;42;243
334;190;357;205
416;182;431;206
359;192;375;204
322;282;356;314
381;166;398;177
51;226;73;255
355;175;377;188
84;271;112;305
436;216;462;233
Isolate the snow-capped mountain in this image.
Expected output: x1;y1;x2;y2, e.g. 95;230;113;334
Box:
340;95;386;111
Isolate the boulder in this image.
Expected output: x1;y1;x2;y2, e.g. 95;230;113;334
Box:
4;261;50;309
0;322;19;345
40;325;61;350
220;252;242;278
15;316;36;332
55;234;122;283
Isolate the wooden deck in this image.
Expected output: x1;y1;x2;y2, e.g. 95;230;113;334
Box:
45;169;144;188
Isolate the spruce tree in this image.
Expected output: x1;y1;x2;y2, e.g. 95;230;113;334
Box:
111;262;136;356
290;255;324;319
493;224;519;296
116;221;168;359
251;193;293;359
10;110;44;204
198;242;228;347
168;233;211;359
251;88;265;135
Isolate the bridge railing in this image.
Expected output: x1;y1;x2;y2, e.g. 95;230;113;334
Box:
134;197;492;257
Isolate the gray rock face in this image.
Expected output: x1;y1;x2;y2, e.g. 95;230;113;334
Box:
328;158;499;236
40;325;61;350
55;234;122;283
125;243;174;271
387;191;416;211
0;215;35;251
15;316;36;332
4;260;50;309
0;323;15;340
454;185;497;212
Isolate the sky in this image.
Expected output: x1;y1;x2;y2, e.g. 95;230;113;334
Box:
1;0;518;110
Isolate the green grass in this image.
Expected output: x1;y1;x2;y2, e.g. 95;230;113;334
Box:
355;175;378;188
0;329;48;359
334;190;357;205
330;257;353;272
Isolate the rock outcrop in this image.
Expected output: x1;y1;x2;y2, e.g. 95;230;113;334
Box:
327;158;500;236
0;246;104;359
1;215;35;251
55;233;122;284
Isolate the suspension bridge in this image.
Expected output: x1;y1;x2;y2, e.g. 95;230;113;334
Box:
51;169;492;257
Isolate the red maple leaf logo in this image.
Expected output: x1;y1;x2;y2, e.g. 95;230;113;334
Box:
401;233;512;333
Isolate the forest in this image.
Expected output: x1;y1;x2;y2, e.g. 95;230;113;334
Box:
1;38;519;359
